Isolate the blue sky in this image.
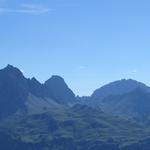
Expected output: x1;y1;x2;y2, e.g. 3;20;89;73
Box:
0;0;150;96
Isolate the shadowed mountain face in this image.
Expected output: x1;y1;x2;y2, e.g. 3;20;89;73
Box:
44;75;76;104
0;65;29;118
28;77;49;98
0;65;76;119
100;88;150;124
1;65;150;150
79;79;150;124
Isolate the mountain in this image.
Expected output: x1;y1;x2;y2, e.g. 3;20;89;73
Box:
81;79;150;125
91;79;150;101
44;75;76;104
0;65;29;118
75;79;150;147
1;65;150;150
101;87;150;125
28;77;49;98
0;65;76;119
84;79;150;106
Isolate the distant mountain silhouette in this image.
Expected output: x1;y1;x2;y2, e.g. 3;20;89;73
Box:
0;65;29;118
0;65;76;119
44;75;76;104
91;79;150;101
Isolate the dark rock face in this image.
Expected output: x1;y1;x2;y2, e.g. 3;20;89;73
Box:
0;65;76;118
44;75;76;104
28;77;49;98
0;65;29;118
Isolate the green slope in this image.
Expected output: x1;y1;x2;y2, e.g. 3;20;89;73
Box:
1;104;150;150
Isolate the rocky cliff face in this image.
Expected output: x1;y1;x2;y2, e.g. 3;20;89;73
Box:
44;75;76;104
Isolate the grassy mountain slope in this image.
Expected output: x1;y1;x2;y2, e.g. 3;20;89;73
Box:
1;104;150;150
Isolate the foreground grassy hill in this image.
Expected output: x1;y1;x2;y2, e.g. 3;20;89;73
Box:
1;104;150;150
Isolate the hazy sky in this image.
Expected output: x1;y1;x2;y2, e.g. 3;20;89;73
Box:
0;0;150;96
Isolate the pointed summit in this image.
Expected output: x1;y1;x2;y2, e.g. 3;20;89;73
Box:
28;77;49;98
45;75;67;87
5;64;20;71
0;65;28;118
6;64;16;68
1;64;24;77
44;75;76;104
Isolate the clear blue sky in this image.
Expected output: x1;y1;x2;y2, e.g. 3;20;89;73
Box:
0;0;150;96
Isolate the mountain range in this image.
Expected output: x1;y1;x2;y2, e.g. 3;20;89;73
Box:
1;65;150;150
